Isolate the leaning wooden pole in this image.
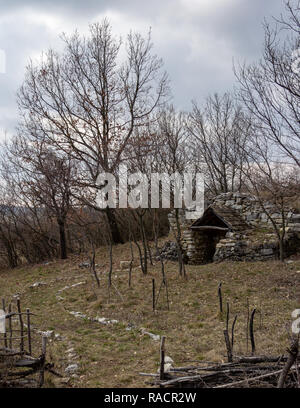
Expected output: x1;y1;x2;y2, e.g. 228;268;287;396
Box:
277;338;299;388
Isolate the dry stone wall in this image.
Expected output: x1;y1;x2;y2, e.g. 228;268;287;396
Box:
167;192;300;264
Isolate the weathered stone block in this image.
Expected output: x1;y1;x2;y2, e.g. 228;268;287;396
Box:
246;214;258;221
261;248;273;255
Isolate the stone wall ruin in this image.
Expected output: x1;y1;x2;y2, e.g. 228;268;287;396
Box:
167;192;300;264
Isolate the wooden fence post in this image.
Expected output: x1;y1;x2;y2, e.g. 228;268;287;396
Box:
152;279;156;312
231;314;238;351
218;282;223;314
39;336;47;387
160;336;166;381
8;303;12;349
26;308;32;355
17;298;24;353
224;330;233;362
249;308;256;355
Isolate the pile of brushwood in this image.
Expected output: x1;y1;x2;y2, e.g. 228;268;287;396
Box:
0;297;60;388
147;352;300;388
141;284;300;388
0;347;47;388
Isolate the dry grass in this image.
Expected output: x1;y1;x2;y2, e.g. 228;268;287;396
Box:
0;238;300;388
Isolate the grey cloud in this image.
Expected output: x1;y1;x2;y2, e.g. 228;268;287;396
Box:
0;0;171;19
0;0;286;137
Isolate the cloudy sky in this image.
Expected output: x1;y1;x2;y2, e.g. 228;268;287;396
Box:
0;0;286;138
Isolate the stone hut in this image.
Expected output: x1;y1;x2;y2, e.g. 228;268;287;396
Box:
167;192;300;264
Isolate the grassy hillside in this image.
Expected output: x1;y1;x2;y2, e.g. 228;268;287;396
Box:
1;239;300;388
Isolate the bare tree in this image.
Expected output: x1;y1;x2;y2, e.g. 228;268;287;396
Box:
17;19;169;244
124;125;158;275
238;130;300;261
0;189;19;268
0;175;62;266
235;0;300;167
3;135;76;260
187;93;248;196
156;106;190;278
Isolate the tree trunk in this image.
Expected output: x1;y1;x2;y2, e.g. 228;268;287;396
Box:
5;241;18;268
174;209;186;279
105;207;124;244
58;219;67;259
279;237;284;262
0;231;18;268
139;212;148;275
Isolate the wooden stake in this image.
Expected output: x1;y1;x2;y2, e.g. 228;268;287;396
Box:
8;303;12;349
39;336;47;387
42;335;47;355
249;308;256;355
152;279;156;312
246;298;249;352
26;308;32;355
128;238;134;288
231;314;238;351
16;298;24;353
224;330;233;362
226;302;230;332
160;336;166;381
218;282;223;314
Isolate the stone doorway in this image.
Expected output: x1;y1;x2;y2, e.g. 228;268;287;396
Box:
188;207;231;264
195;229;227;263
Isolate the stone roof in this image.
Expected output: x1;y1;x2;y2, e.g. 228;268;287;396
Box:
190;204;250;232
